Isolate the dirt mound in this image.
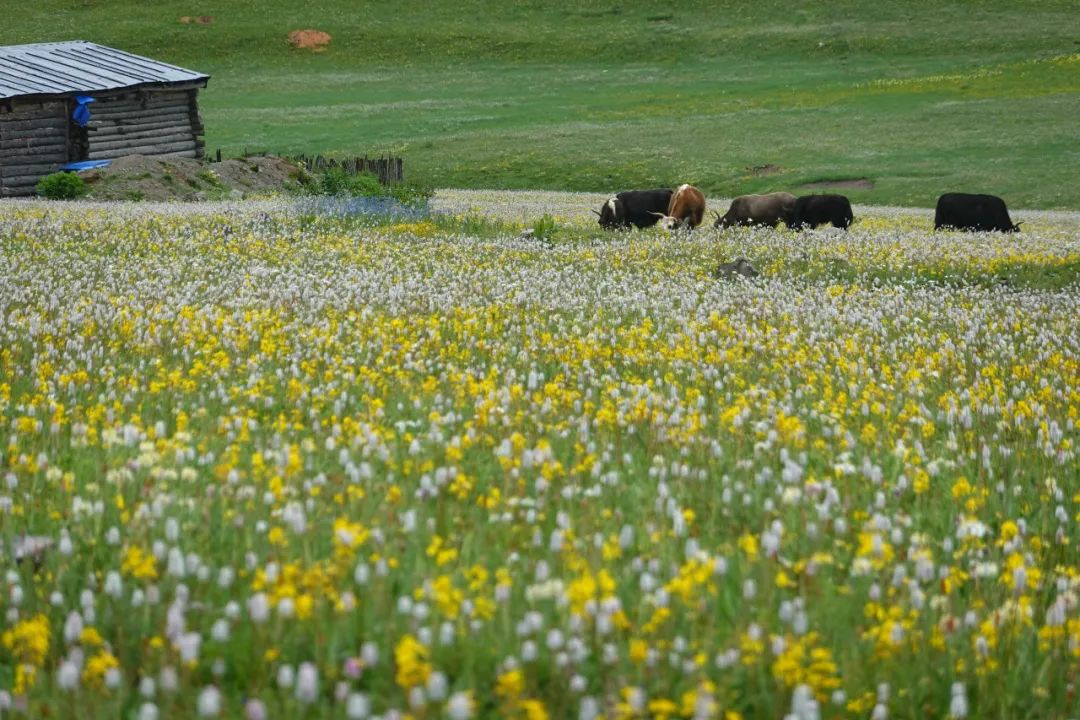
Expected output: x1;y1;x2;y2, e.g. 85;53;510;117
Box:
746;163;782;176
288;29;332;51
80;155;309;202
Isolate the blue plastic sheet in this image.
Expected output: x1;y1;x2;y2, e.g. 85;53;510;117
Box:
60;160;113;172
72;96;95;127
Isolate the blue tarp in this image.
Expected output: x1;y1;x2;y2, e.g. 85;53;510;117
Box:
60;160;112;172
72;95;95;128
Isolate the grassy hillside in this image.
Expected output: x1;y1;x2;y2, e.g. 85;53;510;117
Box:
7;1;1080;207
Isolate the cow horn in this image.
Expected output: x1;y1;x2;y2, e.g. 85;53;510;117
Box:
648;211;666;217
591;209;602;217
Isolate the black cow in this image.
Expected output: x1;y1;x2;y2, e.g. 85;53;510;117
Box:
791;195;854;230
594;188;674;230
934;193;1019;233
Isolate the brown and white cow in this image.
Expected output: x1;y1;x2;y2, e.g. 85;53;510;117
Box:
652;184;706;230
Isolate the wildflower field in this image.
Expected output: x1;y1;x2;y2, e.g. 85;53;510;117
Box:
1;193;1079;719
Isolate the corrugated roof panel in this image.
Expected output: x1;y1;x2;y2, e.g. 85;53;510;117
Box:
0;41;209;100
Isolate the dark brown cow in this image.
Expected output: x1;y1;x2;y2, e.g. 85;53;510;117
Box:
714;192;796;229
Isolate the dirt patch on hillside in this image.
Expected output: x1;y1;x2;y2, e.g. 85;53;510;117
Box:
800;177;875;191
288;29;332;51
747;163;782;176
80;155;309;202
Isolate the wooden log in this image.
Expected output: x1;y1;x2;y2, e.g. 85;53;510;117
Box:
94;94;191;108
88;106;193;122
89;133;194;153
2;175;53;187
91;118;193;135
93;96;191;112
0;162;65;177
0;139;68;152
1;105;65;121
3;142;68;155
90;128;194;145
0;118;68;133
0;130;65;144
2;184;44;192
89;142;197;160
1;153;68;167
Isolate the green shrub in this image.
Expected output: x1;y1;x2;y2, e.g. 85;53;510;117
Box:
531;213;558;241
389;181;434;209
36;172;87;200
317;167;383;197
304;166;433;209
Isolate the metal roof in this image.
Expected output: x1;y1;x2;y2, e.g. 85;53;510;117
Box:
0;41;209;100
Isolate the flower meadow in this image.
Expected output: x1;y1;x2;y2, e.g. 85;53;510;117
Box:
1;193;1079;719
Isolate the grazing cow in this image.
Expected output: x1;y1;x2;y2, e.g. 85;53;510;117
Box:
594;188;674;230
653;184;707;230
714;192;796;229
791;194;854;230
934;193;1019;233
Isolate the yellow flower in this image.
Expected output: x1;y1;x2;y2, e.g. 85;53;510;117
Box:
738;532;759;559
82;650;120;689
79;627;104;647
496;669;525;699
629;639;648;664
121;545;159;581
394;634;432;689
648;698;678;720
2;614;50;667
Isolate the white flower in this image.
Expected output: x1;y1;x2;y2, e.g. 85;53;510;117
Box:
244;699;268;720
346;692;371;719
138;703;159;720
426;670;448;701
949;682;968;718
446;691;475;720
63;611;84;645
57;660;80;691
160;666;179;693
361;641;379;666
211;619;230;642
277;664;295;689
196;685;221;717
248;593;270;623
295;662;319;704
105;666;122;689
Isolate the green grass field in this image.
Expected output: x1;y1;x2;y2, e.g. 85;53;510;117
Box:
8;1;1080;207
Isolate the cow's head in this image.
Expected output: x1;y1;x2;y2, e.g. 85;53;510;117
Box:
594;197;623;229
650;211;684;231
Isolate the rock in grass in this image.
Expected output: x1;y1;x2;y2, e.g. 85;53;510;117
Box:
714;258;759;279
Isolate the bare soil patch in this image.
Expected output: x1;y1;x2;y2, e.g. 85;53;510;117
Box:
746;163;782;176
288;29;332;51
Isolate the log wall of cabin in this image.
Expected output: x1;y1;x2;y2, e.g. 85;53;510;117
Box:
0;100;69;197
87;88;204;161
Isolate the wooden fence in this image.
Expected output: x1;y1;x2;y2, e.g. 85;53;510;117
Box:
292;154;404;185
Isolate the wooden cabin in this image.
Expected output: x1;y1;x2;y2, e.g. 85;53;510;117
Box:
0;41;210;197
